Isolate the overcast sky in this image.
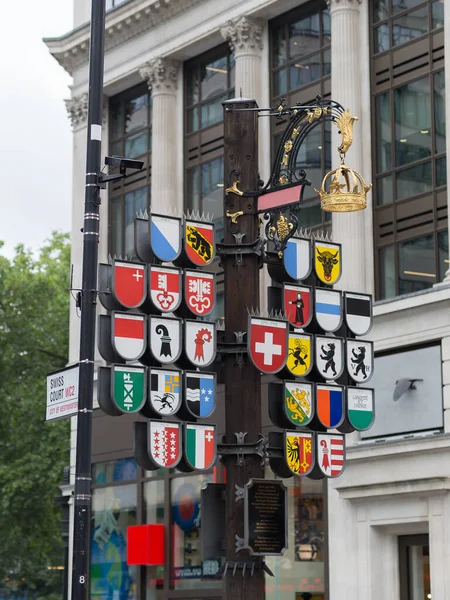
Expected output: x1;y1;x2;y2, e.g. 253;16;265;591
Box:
0;0;73;258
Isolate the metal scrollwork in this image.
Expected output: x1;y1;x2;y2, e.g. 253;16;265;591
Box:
264;207;299;258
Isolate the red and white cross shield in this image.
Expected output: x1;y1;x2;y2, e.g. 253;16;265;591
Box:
112;260;146;309
149;266;182;313
248;317;288;374
148;420;181;469
184;270;215;317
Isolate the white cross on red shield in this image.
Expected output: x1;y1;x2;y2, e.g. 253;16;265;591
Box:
248;317;288;374
112;260;146;309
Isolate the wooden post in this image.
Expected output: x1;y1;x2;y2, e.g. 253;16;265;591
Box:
222;98;265;599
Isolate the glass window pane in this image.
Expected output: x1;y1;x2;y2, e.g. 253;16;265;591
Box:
146;565;164;600
432;0;444;28
297;200;323;228
434;70;446;154
111;140;122;156
201;56;228;101
289;14;320;59
376;92;392;172
273;69;287;97
376;174;393;205
187;166;200;212
171;474;221;590
324;121;331;170
323;48;331;76
91;485;137;600
438;230;449;280
374;23;390;53
295;126;322;199
396;162;432;200
399;235;435;294
322;8;331;42
379;245;396;299
111;102;123;139
406;544;431;599
187;70;199;106
144;479;165;524
187;108;200;133
289;55;321;90
392;6;428;47
201;157;223;219
200;95;226;129
265;474;325;596
125;94;148;133
272;26;286;67
373;0;389;21
392;0;424;14
125;131;147;158
110;197;123;257
395;78;431;167
93;458;137;484
228;53;236;88
436;156;447;187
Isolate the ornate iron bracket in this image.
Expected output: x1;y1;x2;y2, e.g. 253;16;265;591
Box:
217;560;274;578
235;535;246;552
217;432;267;467
235;484;245;502
217;237;264;267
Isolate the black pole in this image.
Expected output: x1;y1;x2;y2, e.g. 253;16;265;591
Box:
71;1;105;600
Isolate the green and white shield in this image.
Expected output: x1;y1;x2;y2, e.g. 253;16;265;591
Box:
112;365;146;413
347;387;375;431
284;381;313;426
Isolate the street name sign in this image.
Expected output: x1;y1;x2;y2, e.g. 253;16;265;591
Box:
46;364;79;421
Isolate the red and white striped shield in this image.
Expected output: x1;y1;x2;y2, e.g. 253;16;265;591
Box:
112;312;146;361
316;433;345;478
112;260;146;309
148;420;181;468
149;266;182;312
185;271;215;317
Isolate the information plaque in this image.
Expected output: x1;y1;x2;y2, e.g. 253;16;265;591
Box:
244;478;287;556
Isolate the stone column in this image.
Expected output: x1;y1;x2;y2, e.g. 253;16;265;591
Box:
328;0;372;295
444;0;450;282
140;58;181;214
221;16;264;103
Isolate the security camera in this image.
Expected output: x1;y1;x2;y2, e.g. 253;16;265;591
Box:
105;155;144;174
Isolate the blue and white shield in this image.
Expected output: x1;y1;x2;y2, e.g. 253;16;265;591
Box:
315;288;343;333
150;214;182;262
283;237;311;281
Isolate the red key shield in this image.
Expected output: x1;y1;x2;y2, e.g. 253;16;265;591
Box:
248;317;288;374
149;266;182;312
112;260;146;309
185;271;215;317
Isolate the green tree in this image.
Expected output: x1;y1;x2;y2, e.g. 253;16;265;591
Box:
0;232;71;595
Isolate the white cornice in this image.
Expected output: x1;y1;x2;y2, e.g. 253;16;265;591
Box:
43;0;207;75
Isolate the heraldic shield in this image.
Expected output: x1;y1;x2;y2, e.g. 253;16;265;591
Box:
248;317;288;374
316;384;344;429
317;433;345;478
148;420;182;469
185;270;215;317
149;368;181;416
314;241;342;285
184;371;216;418
112;365;146;413
315;336;344;380
149;316;182;364
283;284;312;328
150;214;182;262
185;321;216;368
184;220;215;267
112;260;146;309
346;339;374;383
149;266;182;313
112;312;146;362
314;288;343;333
347;387;375;431
184;424;216;471
283;237;311;281
285;431;314;476
284;381;314;427
344;292;372;336
286;333;312;377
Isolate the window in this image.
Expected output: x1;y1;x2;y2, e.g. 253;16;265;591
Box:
371;0;446;299
106;0;128;11
184;45;234;222
399;535;431;600
109;85;152;258
270;3;332;231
